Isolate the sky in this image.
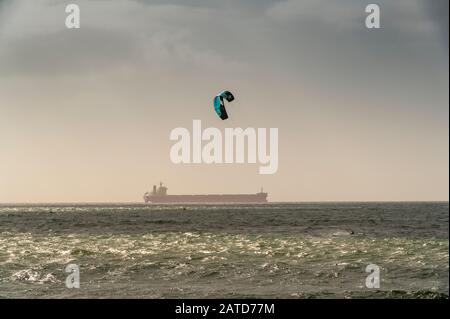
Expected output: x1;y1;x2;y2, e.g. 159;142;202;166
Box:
0;0;448;202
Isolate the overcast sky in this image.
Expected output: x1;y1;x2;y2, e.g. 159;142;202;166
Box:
0;0;448;202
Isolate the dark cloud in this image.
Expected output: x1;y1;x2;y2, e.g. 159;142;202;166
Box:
130;0;281;11
0;27;140;76
0;0;14;29
0;0;446;79
423;0;449;48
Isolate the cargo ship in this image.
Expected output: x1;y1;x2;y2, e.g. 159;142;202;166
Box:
144;182;268;203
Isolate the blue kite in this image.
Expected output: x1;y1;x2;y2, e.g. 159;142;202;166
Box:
213;90;235;120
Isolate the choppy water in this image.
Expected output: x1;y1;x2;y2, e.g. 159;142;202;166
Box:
0;202;448;298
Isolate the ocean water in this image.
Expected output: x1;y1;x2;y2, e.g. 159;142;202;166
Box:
0;202;448;299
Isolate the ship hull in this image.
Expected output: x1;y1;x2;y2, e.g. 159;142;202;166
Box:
144;193;268;203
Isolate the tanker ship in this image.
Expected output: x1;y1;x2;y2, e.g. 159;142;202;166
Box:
143;183;268;203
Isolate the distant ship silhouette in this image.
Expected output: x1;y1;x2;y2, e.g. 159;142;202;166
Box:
144;182;268;203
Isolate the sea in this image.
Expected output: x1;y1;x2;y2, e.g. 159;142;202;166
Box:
0;202;448;299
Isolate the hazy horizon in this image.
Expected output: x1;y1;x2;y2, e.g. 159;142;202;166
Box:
1;200;449;205
1;0;448;202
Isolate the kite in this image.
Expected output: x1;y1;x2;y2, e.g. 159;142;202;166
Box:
213;90;234;120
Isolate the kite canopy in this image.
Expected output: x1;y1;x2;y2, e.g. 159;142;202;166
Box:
213;90;234;120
